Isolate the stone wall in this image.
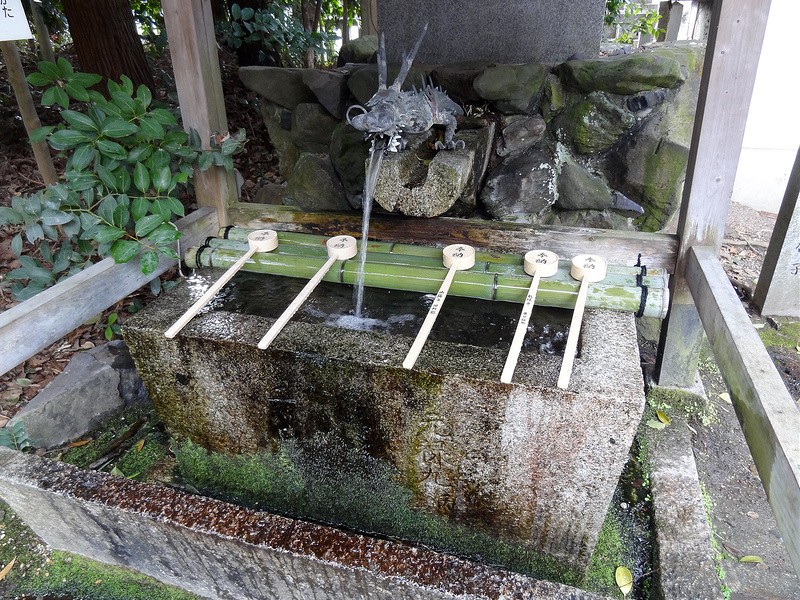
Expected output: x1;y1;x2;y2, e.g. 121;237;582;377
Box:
375;0;604;65
239;41;705;232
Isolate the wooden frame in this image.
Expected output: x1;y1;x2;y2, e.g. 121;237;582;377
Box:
656;0;772;387
0;208;218;376
686;246;800;570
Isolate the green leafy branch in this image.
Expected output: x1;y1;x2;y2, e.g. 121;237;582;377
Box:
217;2;334;67
0;421;36;451
0;59;246;301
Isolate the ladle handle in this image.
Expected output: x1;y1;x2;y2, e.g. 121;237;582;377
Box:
500;271;542;384
165;247;258;339
557;276;591;389
402;265;457;370
258;254;337;350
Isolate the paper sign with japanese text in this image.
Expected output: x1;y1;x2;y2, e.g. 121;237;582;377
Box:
0;0;33;42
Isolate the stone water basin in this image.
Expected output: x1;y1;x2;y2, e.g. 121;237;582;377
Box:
123;268;646;571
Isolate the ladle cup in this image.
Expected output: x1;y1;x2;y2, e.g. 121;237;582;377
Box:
500;250;559;384
402;244;476;369
257;235;358;350
164;229;278;339
557;254;608;389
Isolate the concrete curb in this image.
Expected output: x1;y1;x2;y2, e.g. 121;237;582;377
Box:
646;418;724;599
0;447;611;600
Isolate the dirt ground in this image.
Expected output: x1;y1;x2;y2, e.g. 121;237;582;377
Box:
1;44;799;599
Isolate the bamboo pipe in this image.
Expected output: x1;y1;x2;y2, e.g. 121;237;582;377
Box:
185;245;669;318
208;230;667;290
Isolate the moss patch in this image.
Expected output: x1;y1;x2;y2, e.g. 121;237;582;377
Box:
756;319;800;350
23;551;204;600
0;501;201;600
646;384;718;427
174;437;584;588
61;403;171;482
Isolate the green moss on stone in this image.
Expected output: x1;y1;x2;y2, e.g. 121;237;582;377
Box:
757;319;800;350
24;551;204;600
174;438;584;588
646;385;718;426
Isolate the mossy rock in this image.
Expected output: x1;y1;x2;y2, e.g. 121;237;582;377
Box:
283;153;349;211
473;62;547;114
557;51;686;95
557;92;636;154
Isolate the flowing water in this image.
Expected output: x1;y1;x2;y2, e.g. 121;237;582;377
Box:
354;141;386;318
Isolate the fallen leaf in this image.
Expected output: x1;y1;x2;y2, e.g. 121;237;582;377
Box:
0;557;16;582
739;555;763;563
753;323;765;329
69;439;92;447
0;417;8;428
15;378;32;388
136;439;145;453
110;465;124;477
656;410;671;425
646;419;666;430
746;511;759;519
615;566;633;596
719;392;731;404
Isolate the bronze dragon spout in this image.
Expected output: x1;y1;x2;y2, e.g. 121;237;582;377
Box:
346;24;464;153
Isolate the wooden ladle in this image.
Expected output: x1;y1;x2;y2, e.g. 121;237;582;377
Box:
557;254;607;389
500;249;559;384
257;235;358;350
164;229;278;339
402;244;475;369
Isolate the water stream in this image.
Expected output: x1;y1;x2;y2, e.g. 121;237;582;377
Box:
354;141;386;318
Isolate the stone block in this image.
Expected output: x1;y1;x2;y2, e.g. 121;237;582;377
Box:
8;341;148;448
376;0;603;65
123;279;646;570
0;448;612;600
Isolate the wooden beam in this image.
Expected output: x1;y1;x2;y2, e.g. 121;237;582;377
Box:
162;0;236;227
752;146;800;316
686;245;800;573
657;0;772;386
0;40;58;186
227;202;679;271
0;208;218;376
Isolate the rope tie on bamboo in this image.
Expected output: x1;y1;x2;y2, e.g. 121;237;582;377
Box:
634;253;648;318
195;238;213;268
222;225;236;239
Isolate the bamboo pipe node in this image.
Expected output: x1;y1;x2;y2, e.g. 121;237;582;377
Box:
403;244;475;370
164;230;278;339
557;254;608;389
500;250;559;384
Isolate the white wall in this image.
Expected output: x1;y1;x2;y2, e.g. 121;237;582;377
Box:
732;0;800;213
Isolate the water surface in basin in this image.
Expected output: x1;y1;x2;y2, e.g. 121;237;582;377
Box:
192;270;570;355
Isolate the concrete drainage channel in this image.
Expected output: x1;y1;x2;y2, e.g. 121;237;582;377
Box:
0;341;725;600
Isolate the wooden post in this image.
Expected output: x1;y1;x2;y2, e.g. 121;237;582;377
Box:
752;146;800;316
361;0;378;36
27;0;54;63
656;0;772;387
0;41;58;186
162;0;235;227
686;246;800;573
